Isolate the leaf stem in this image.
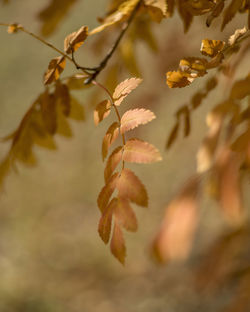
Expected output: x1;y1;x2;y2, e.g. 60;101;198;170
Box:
92;80;126;168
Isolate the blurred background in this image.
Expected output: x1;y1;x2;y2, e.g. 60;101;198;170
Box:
0;1;250;311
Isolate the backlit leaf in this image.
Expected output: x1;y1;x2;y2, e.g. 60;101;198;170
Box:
104;146;123;183
113;77;142;106
120;108;156;134
94;100;111;126
97;172;119;213
123;138;162;163
200;39;225;58
116;168;148;207
102;122;120;161
98;198;117;244
166;71;193;88
44;56;66;85
64;26;88;54
110;222;126;264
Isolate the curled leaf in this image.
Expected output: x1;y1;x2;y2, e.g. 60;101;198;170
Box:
113;77;142;106
94;100;111;126
200;39;225;58
44;56;66;85
64;25;88;54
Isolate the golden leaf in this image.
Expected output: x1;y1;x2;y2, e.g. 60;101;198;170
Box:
104;146;123;183
120;108;156;134
230;73;250;100
66;74;89;90
221;0;244;30
177;0;193;32
44;56;66;85
113;77;142;106
97;173;119;213
55;82;71;116
179;57;208;78
123;138;162;163
166;71;193;88
68;96;85;121
98;198;117;244
90;0;141;35
116;168;148;207
102;122;120;161
93;100;111;126
7;23;22;34
206;0;225;27
200;39;225;58
64;26;88;54
110;222;126;264
144;0;167;22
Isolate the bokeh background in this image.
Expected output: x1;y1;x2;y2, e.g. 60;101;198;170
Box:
0;1;250;311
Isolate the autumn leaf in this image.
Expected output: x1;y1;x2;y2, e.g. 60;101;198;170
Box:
113;77;142;106
206;0;225;27
104;146;123;183
64;25;88;54
166;71;193;88
90;0;141;35
94;100;111;126
116;168;148;207
120;108;156;134
7;23;22;34
55;82;71;116
123;138;162;163
97;172;119;213
179;57;208;78
40;90;57;135
200;39;225;58
44;56;66;85
68;96;85;121
230;74;250;100
144;0;167;22
152;176;200;263
102;122;120;160
221;0;244;30
115;197;138;232
98;198;117;244
110;222;126;264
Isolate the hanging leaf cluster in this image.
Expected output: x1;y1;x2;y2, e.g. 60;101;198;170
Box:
95;78;162;263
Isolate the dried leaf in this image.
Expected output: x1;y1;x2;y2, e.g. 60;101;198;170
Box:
44;56;66;85
98;198;117;244
40;90;57;135
38;0;78;37
104;146;123;183
230;74;250;100
166;71;193;88
152;176;200;263
116;168;148;207
123;138;162;163
206;0;225;27
7;23;21;34
94;100;111;126
120;108;156;134
113;77;142;106
179;57;208;78
228;26;247;45
55;82;71;116
115;197;138;232
177;0;193;32
110;222;126;264
102;122;120;161
90;0;140;35
97;172;119;213
200;39;225;58
144;0;167;22
221;0;244;30
64;26;88;54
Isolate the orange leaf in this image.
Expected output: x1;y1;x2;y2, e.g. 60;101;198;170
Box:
98;198;117;244
200;39;225;58
113;78;142;106
116;168;148;207
120;108;156;134
110;222;126;264
115;197;138;232
64;25;88;54
44;56;66;85
102;122;120;161
123;138;162;163
97;173;119;213
94;100;111;126
104;146;123;183
144;0;167;22
152;176;200;263
7;23;22;34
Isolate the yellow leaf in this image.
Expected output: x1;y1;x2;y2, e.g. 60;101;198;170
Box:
166;71;193;88
93;100;111;126
7;23;22;34
64;25;88;54
44;56;66;85
144;0;167;22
